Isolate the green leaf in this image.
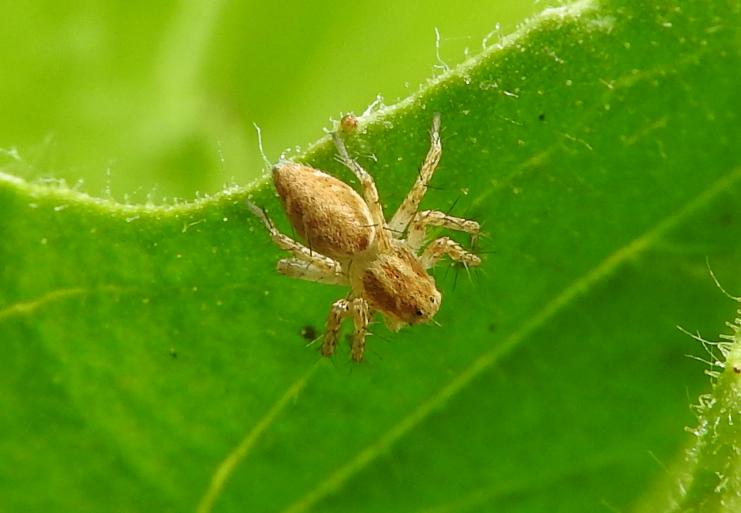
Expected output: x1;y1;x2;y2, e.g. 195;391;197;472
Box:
1;1;740;513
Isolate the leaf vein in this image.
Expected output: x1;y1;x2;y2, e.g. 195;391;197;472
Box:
0;287;89;321
195;362;322;513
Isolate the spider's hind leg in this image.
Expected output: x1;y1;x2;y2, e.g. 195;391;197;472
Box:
277;258;347;286
246;200;342;271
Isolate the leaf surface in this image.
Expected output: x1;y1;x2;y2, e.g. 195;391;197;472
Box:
1;1;740;512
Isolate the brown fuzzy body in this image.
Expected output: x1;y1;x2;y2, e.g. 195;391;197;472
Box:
273;161;441;329
273;163;375;260
250;115;480;361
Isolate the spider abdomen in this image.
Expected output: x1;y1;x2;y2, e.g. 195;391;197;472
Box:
272;162;376;259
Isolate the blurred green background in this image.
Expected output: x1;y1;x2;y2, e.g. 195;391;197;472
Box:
0;0;543;201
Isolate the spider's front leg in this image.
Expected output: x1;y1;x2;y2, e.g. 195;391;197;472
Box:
406;209;480;252
322;297;370;362
420;237;481;269
388;113;442;236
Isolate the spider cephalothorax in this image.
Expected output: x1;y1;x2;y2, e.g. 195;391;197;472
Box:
248;114;480;361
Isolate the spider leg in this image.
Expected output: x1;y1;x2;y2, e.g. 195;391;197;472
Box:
246;201;341;270
322;299;349;358
277;258;347;285
349;298;370;362
388;113;442;236
332;133;391;250
406;209;480;252
322;297;370;361
420;237;481;269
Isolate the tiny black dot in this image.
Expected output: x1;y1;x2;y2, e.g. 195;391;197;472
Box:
538;113;546;121
733;365;741;374
719;211;734;226
300;325;318;341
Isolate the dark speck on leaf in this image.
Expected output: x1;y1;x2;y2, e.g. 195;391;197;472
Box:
538;113;546;121
719;211;734;225
169;348;178;359
300;325;318;341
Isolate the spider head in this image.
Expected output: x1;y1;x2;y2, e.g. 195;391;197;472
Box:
361;244;442;330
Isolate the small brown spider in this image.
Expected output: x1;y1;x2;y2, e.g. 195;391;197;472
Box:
248;114;480;361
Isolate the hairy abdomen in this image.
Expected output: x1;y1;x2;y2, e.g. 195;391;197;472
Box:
273;162;375;259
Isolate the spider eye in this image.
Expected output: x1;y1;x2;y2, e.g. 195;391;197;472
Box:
415;308;424;317
429;296;436;304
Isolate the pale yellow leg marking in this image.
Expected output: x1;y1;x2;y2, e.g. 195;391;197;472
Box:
278;167;741;513
196;362;322;513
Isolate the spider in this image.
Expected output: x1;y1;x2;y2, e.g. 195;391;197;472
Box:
247;114;481;361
